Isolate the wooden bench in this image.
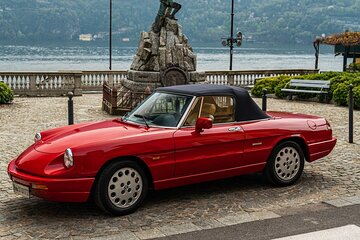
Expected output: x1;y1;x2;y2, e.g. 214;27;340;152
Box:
281;79;331;102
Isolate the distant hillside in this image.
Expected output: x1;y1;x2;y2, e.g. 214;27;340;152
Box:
0;0;359;44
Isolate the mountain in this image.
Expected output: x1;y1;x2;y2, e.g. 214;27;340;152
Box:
0;0;359;44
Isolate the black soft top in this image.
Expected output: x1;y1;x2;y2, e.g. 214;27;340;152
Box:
156;84;269;121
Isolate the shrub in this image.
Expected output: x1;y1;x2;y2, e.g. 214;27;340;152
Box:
253;72;360;107
251;75;289;97
336;85;360;109
305;71;342;80
272;73;341;100
0;82;14;104
332;76;360;107
330;73;359;92
274;78;291;98
299;72;344;100
349;63;360;72
354;86;360;109
333;83;349;106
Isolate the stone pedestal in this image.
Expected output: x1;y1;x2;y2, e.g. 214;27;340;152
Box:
122;70;206;92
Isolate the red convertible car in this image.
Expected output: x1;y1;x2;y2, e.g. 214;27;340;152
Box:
8;84;336;215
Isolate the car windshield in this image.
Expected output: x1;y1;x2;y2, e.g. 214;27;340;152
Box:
123;92;194;128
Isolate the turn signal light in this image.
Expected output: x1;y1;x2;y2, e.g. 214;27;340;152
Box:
32;184;48;190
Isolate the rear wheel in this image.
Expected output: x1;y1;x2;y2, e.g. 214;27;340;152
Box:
94;160;148;215
265;141;305;186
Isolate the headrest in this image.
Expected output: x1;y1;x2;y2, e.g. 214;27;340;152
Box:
202;103;216;115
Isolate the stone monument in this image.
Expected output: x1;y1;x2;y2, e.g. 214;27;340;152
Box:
121;1;206;93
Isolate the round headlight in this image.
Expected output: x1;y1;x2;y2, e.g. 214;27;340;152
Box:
64;148;74;168
34;133;42;142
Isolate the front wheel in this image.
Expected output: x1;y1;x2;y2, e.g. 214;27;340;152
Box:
94;160;148;215
265;141;305;186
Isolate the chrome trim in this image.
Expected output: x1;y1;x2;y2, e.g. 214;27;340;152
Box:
237;117;272;124
198;97;204;119
122;89;273;130
64;148;74;168
176;96;198;128
123;92;195;130
228;127;242;132
179;117;272;129
181;109;275;128
34;132;42;142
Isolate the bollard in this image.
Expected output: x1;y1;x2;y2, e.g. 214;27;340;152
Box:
68;92;74;125
349;84;354;143
262;88;267;112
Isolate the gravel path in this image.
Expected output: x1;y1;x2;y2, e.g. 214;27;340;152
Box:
0;94;359;239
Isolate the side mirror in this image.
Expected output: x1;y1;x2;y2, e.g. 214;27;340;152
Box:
195;117;213;133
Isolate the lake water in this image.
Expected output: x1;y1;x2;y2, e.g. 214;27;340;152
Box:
0;43;344;72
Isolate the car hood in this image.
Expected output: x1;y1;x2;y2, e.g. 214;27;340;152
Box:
34;119;145;154
15;119;154;177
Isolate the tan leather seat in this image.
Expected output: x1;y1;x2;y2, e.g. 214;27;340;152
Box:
185;103;216;126
200;103;216;120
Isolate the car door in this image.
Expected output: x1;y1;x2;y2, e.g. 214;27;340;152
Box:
173;96;245;178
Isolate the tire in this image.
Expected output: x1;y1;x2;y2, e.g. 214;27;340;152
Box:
94;160;149;216
265;141;305;187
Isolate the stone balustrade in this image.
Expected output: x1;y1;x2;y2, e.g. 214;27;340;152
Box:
205;69;319;86
0;71;127;96
0;69;318;96
0;71;83;96
82;71;128;91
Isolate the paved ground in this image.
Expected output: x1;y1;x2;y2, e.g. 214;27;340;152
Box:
0;94;359;239
155;204;360;240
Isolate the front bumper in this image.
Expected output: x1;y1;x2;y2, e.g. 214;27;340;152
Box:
7;159;94;202
308;137;337;162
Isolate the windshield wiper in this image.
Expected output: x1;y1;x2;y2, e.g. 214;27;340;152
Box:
134;114;150;128
121;112;129;122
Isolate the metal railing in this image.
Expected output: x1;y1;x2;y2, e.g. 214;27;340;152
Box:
102;83;150;115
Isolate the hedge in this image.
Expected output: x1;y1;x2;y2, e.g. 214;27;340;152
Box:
251;72;360;109
251;75;289;97
332;76;360;108
354;86;360;110
0;82;14;104
349;63;360;72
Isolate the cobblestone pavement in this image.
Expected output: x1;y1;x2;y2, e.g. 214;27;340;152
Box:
0;95;359;239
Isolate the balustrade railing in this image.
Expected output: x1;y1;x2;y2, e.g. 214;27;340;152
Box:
0;71;83;96
82;71;127;91
0;70;127;96
205;69;319;86
0;69;318;96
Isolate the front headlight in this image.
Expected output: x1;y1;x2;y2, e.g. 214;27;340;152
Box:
34;133;42;142
64;148;74;168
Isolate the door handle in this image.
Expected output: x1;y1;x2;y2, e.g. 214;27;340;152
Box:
228;127;242;132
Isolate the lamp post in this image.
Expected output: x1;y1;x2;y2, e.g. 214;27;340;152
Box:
222;0;242;70
109;0;113;70
230;0;234;70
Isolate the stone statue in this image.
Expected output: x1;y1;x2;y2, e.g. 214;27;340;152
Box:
152;0;182;33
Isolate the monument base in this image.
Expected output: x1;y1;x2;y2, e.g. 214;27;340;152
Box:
122;69;206;93
110;16;207;113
